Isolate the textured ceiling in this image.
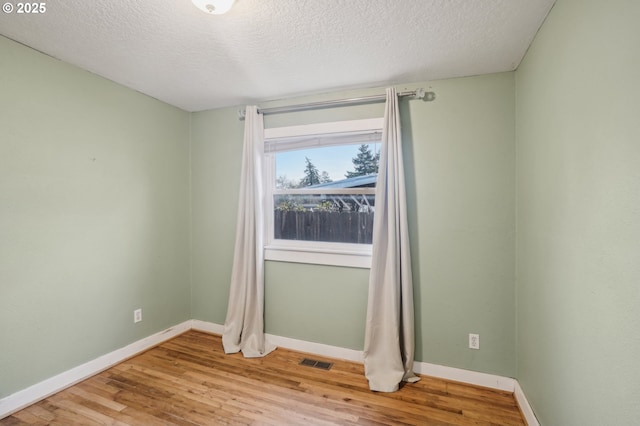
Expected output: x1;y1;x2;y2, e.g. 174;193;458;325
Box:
0;0;555;112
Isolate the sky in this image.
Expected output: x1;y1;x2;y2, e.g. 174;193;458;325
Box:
275;143;380;184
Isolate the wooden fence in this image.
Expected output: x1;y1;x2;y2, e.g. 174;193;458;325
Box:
274;210;374;244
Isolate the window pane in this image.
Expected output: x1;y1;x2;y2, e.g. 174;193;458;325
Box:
270;138;379;246
274;194;375;244
275;143;380;189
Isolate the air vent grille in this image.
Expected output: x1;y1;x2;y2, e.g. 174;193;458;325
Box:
299;358;333;370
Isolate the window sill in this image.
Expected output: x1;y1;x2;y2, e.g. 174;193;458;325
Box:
264;245;371;269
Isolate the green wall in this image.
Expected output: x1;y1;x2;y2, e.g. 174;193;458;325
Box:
515;0;640;424
191;73;516;376
0;36;191;398
4;2;638;421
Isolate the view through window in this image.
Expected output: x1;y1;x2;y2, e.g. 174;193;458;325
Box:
272;142;380;244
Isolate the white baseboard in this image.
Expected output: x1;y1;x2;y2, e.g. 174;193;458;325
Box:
413;361;515;392
514;381;540;426
266;333;364;364
190;319;224;335
190;321;364;363
0;320;192;420
1;319;537;425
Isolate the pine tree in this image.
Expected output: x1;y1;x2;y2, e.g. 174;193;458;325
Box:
299;157;321;186
345;144;379;178
320;171;333;183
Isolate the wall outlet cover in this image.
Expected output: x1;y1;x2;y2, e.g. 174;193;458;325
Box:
469;333;480;350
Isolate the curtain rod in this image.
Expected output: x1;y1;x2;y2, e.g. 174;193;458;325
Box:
237;88;435;120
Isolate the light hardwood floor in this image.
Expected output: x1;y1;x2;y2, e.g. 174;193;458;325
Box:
1;331;526;425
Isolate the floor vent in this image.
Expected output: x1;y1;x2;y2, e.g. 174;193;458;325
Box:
300;358;333;370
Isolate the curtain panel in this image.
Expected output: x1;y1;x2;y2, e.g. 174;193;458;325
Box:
222;106;276;358
363;88;419;392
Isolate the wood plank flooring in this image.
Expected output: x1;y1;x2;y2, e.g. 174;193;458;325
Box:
1;331;526;425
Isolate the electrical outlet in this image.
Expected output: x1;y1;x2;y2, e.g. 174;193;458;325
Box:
134;308;142;323
469;333;480;350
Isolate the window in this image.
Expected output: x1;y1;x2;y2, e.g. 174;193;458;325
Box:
263;118;383;268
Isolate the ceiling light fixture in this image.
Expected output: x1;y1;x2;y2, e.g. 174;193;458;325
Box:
191;0;235;15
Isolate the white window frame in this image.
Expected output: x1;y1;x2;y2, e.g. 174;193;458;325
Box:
263;118;384;269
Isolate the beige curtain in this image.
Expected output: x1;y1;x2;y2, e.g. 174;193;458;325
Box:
363;88;419;392
222;106;276;358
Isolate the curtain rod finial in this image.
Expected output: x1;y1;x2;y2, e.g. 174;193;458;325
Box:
413;88;436;102
237;108;246;120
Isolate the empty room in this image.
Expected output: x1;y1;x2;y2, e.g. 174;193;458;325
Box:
1;0;638;425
